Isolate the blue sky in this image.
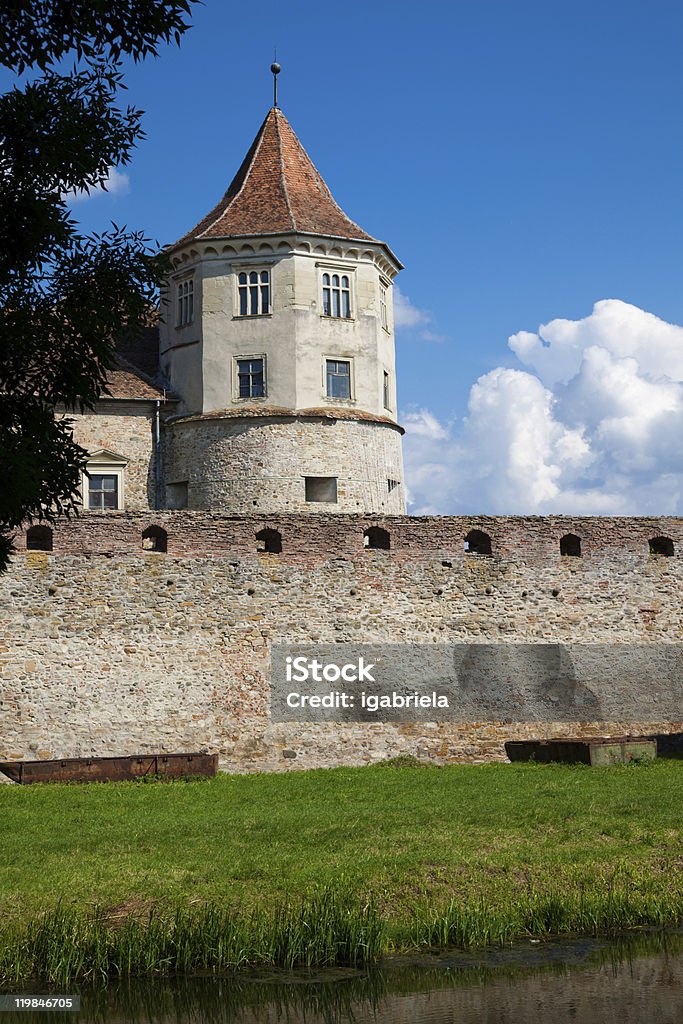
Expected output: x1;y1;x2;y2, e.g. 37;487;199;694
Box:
19;1;683;513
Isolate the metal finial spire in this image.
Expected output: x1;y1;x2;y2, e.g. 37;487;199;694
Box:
270;53;281;108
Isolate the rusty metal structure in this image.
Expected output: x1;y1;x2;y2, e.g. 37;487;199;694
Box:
504;737;656;766
0;753;218;784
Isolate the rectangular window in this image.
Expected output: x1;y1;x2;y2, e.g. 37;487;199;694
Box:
388;479;400;493
237;357;265;398
176;279;194;326
88;474;119;510
238;269;270;316
383;370;391;410
326;359;351;399
380;284;388;330
305;477;338;503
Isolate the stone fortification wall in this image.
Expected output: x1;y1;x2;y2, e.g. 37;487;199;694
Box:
3;512;683;771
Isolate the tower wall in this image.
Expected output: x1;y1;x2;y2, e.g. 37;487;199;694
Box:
164;414;405;513
161;242;400;419
158;104;405;518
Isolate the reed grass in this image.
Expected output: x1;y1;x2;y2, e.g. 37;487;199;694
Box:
0;890;384;987
2;873;683;987
403;870;683;949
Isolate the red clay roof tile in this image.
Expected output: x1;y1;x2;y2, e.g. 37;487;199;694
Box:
102;358;176;401
174;108;377;246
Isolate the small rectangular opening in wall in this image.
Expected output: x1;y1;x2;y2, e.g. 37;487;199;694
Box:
388;479;400;493
305;477;338;503
383;370;391;410
166;481;188;509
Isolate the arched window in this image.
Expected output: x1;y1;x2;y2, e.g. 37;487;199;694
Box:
238;270;270;316
26;525;53;552
142;526;168;553
649;536;674;557
176;277;194;326
256;528;282;554
364;527;390;550
560;534;581;557
322;273;351;318
464;529;492;556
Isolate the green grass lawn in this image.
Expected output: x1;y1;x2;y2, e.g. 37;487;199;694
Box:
2;759;682;921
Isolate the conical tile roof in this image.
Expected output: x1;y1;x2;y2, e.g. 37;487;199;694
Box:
174;107;378;247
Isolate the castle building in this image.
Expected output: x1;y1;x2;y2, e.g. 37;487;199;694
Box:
12;76;682;775
71;95;406;518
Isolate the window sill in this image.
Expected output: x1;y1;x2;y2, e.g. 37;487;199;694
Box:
232;313;273;321
323;397;357;405
320;315;355;323
233;396;268;403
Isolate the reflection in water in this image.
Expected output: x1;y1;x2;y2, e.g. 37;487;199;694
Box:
7;930;683;1024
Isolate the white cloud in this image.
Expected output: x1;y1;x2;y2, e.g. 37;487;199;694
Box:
402;409;449;440
393;286;445;342
509;299;683;386
393;287;427;328
64;167;130;204
403;299;683;514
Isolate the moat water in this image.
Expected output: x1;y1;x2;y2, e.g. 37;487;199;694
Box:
8;931;683;1023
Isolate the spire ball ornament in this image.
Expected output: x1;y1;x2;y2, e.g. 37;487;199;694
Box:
270;60;281;107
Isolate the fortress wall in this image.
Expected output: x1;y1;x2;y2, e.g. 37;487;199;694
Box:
3;512;683;771
15;511;683;563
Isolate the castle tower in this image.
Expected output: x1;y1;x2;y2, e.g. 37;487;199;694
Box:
160;94;405;514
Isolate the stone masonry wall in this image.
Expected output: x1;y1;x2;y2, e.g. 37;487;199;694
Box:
70;406;155;510
3;512;683;772
165;416;405;514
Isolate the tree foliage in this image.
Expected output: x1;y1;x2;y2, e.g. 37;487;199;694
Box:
0;1;197;569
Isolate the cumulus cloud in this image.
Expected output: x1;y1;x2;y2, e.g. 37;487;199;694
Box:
64;167;130;204
402;299;683;514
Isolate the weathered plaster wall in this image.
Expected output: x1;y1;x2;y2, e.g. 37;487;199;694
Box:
4;512;683;772
160;238;400;421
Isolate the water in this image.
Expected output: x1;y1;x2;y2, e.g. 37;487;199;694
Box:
7;931;683;1023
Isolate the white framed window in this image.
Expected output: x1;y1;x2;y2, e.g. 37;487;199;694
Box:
237;269;270;316
234;354;266;399
326;358;352;400
82;449;127;511
176;277;194;326
380;283;388;331
322;272;351;318
383;370;391;410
